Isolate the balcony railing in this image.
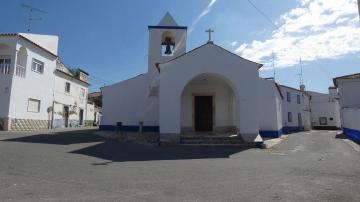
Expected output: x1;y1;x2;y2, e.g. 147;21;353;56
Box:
0;63;10;75
15;64;26;78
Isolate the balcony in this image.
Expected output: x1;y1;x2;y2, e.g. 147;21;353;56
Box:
0;63;10;75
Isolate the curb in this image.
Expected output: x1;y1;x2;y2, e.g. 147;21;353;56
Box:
261;135;288;149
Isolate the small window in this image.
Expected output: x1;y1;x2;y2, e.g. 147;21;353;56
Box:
287;92;291;102
288;112;293;122
65;82;71;93
27;99;40;113
319;117;327;125
329;117;334;121
297;94;301;104
31;59;44;74
80;88;85;98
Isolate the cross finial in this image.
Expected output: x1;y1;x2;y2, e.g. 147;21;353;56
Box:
205;28;214;43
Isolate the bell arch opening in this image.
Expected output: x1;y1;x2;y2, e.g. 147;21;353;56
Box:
161;31;175;56
180;73;240;135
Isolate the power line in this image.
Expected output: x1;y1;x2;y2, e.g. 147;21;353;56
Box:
246;0;279;29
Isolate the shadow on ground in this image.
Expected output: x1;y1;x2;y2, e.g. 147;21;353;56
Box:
70;141;253;163
1;130;253;162
1;130;105;145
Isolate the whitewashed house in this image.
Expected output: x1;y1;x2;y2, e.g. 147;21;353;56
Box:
52;60;90;128
0;33;90;131
334;73;360;144
278;85;311;134
307;87;341;129
258;78;283;138
101;13;287;144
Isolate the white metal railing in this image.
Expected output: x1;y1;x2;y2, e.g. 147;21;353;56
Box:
15;64;26;78
0;63;10;75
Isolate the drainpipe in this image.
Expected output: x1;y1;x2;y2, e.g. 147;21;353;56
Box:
50;101;55;129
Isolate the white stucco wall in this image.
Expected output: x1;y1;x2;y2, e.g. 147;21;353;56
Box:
8;39;57;121
101;74;148;126
337;80;360;108
0;40;16;118
309;91;341;128
258;79;282;132
52;71;89;126
159;43;260;141
19;33;59;56
342;108;360;132
280;86;305;128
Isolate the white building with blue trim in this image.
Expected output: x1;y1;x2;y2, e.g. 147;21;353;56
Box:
334;73;360;144
101;13;314;144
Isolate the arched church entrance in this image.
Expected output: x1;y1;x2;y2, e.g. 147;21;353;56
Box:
180;73;240;135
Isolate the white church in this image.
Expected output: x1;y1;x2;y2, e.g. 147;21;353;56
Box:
101;13;309;144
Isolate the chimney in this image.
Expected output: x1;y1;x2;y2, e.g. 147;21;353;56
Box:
300;84;306;92
328;86;338;101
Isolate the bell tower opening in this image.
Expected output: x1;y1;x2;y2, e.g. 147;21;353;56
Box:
161;31;175;56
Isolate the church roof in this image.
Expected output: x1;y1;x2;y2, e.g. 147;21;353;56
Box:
148;12;187;30
158;12;178;26
156;42;263;72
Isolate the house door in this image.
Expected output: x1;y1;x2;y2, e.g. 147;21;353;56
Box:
194;96;213;131
64;106;69;128
79;109;84;126
298;113;302;128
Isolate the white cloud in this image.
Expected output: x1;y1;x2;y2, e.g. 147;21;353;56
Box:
189;0;218;33
235;0;360;69
229;41;238;46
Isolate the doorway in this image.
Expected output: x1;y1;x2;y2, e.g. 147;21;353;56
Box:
194;96;213;132
79;109;84;126
298;113;302;128
64;106;69;128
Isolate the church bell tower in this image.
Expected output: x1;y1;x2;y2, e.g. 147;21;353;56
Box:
147;12;187;82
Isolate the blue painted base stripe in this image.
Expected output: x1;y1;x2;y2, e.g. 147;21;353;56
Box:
343;128;360;144
259;128;283;138
282;126;304;134
99;125;160;132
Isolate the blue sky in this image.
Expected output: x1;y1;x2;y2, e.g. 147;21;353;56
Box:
2;0;360;93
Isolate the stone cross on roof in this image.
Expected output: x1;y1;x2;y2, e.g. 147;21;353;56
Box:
205;28;214;43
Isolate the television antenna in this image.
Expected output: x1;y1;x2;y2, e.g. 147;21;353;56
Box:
271;51;276;81
297;57;304;86
21;3;47;32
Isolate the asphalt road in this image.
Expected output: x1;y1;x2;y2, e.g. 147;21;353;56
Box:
0;130;359;202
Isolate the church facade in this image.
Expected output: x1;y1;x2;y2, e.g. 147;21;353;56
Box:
101;13;297;144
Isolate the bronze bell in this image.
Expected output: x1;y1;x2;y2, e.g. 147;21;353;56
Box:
164;44;172;55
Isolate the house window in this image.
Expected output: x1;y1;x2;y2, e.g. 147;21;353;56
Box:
31;59;44;74
65;82;71;93
319;117;327;125
288;112;292;122
80;88;85;98
329;117;333;121
297;94;301;104
27;99;40;113
287;92;291;102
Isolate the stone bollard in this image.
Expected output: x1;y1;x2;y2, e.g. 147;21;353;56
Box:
139;121;144;134
116;122;122;135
